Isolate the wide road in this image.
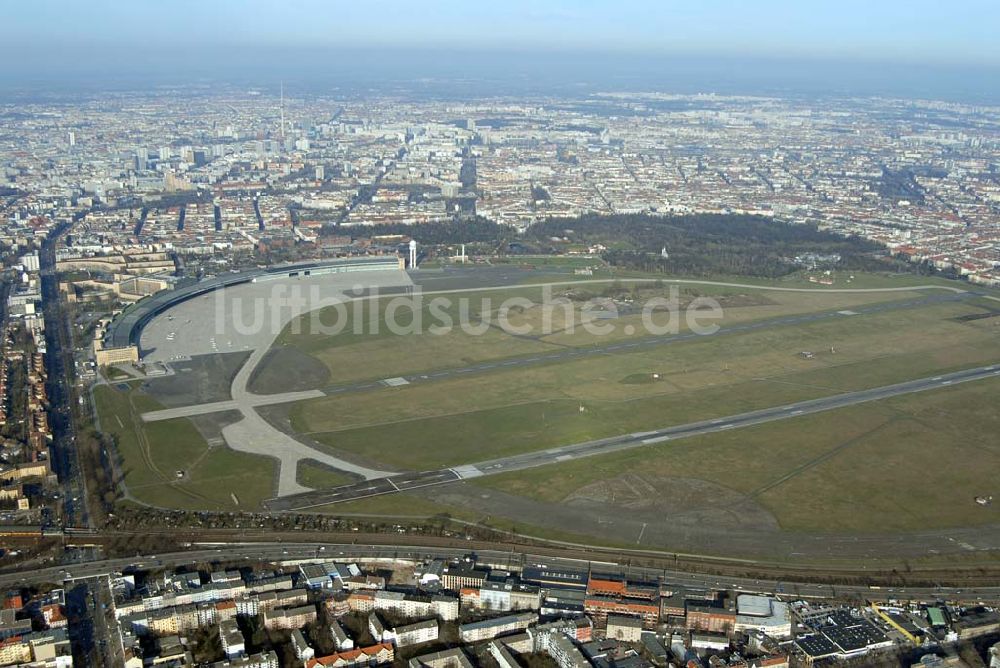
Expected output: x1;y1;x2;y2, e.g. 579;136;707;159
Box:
2;542;998;604
266;363;1000;510
40;220;90;528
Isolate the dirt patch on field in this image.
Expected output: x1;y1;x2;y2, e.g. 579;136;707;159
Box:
715;293;778;308
564;473;778;531
248;346;331;394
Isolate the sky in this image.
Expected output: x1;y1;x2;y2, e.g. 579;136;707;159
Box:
1;1;999;101
3;0;998;63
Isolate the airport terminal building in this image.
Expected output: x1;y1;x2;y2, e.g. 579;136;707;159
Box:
104;256;404;355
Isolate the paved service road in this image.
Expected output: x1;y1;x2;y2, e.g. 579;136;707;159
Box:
265;363;1000;510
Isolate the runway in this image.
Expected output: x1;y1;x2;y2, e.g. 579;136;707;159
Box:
141;290;973;422
314;290;973;395
265;362;1000;510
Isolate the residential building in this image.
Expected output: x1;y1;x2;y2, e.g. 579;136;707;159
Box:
459;612;537;643
263;604;316;631
606;615;643;643
306;643;394;668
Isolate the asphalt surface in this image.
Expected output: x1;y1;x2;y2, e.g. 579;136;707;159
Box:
40;221;90;529
266;363;1000;511
2;542;998;604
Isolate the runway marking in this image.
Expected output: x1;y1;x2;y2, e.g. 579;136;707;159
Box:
450;465;483;479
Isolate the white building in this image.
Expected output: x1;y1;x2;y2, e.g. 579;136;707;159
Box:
546;634;590;668
395;620;439;648
331;621;354;650
606;615;643;643
19;253;40;273
734;595;792;639
291;629;315;661
220;619;246;659
459;612;536;643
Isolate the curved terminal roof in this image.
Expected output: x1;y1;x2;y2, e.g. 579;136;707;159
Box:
105;256;401;350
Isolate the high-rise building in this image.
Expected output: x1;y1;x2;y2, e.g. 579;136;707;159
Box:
67;131;76;146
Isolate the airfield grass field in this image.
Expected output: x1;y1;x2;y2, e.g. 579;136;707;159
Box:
296;460;351;489
287;295;1000;472
471;376;1000;533
263;277;963;387
93;385;276;510
97;269;1000;541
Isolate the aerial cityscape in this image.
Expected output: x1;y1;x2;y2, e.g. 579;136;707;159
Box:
1;1;1000;666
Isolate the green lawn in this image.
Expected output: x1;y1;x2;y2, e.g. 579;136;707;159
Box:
265;275;961;388
473;376;1000;533
297;460;352;489
93;385;277;510
291;297;1000;470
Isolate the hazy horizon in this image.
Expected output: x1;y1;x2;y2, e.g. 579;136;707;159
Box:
2;1;1000;103
2;47;1000;105
5;0;1000;61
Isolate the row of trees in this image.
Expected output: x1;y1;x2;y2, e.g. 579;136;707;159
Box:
324;212;934;279
527;213;914;278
